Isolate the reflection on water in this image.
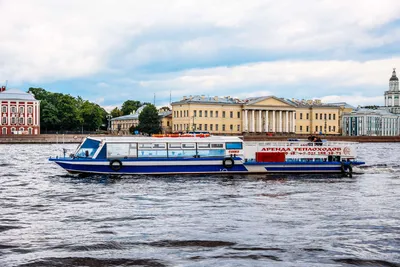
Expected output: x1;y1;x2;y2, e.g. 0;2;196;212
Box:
0;143;399;267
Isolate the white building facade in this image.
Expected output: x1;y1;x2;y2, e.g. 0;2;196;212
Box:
343;69;400;136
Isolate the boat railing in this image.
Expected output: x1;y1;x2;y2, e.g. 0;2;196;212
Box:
245;141;358;147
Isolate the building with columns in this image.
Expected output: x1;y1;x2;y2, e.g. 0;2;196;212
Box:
343;68;400;136
171;95;346;135
0;88;40;135
242;96;296;134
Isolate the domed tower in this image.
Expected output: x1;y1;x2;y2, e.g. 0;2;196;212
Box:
384;68;399;107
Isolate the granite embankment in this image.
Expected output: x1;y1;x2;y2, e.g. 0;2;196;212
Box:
1;134;400;144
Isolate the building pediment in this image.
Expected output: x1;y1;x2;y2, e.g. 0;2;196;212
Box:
244;96;295;108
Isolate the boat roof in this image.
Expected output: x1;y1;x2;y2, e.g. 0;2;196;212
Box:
86;136;243;143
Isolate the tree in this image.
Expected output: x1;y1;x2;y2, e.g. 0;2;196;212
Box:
136;104;161;135
121;100;142;115
110;107;123;118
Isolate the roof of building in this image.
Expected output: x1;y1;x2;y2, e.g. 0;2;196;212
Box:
172;95;243;105
346;107;399;117
0;88;37;101
390;68;398;81
243;96;296;107
111;106;172;121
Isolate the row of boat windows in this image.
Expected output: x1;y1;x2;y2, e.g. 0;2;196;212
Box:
1;106;34;114
174;110;240;119
78;142;243;158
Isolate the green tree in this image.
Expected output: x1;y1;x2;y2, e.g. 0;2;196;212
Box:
136;105;161;135
111;107;123;118
121;100;142;115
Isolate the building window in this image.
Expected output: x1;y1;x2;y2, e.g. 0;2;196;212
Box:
210;124;213;131
216;124;219;131
198;124;202;130
167;121;170;126
306;113;309;120
320;114;322;120
333;126;336;131
324;114;327;120
237;125;240;131
11;106;16;113
210;111;213;117
222;111;225;118
329;126;331;132
230;124;233;130
300;113;303;119
222;124;225;131
28;128;32;134
300;126;303;131
315;113;318;120
333;114;336;120
11;127;16;133
237;112;240;118
204;124;208;131
11;117;16;124
2;128;6;134
230;111;233;118
320;126;322;132
216;111;219;118
306;126;309;132
1;106;6;113
315;126;318;132
329;114;331;120
205;110;208;117
28;106;33;114
19;117;24;124
180;111;182;117
2;117;6;124
199;110;202;117
193;110;197;117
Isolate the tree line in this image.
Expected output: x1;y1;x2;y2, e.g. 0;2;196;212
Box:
29;87;166;134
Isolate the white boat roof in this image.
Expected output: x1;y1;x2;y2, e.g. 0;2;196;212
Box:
87;136;243;143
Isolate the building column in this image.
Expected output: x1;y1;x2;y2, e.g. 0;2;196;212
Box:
258;110;262;132
272;110;276;132
251;110;255;132
279;111;282;132
285;111;289;133
292;111;296;133
392;96;395;107
265;110;269;132
244;110;248;132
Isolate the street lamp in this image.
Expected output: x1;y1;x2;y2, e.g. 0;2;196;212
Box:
106;114;112;133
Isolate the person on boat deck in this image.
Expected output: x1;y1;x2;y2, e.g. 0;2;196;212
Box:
313;136;323;146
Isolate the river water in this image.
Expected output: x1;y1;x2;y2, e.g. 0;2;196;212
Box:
0;143;399;267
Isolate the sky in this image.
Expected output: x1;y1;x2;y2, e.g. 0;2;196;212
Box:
1;0;399;111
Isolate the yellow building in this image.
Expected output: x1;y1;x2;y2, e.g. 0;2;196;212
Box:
172;95;243;134
292;99;354;135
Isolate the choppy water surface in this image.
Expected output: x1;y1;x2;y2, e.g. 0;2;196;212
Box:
0;143;399;267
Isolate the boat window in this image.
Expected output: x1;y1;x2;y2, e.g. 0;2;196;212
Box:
197;143;210;149
107;143;135;158
152;143;166;149
138;150;168;157
211;143;224;149
197;149;225;157
182;143;195;149
226;142;243;149
169;143;181;149
139;143;152;149
168;149;196;158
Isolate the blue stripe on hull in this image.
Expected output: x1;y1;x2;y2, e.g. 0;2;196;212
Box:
56;162;248;174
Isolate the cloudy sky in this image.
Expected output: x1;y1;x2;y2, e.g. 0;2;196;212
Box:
1;0;399;110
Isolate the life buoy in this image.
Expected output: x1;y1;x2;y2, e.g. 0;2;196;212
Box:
110;159;122;171
223;158;234;168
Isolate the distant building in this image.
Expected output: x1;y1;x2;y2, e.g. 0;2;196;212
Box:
343;68;400;136
110;105;172;135
0;88;40;135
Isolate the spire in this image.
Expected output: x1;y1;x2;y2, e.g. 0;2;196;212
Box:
390;68;398;81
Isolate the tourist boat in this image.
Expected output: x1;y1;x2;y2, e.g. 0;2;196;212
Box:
49;135;365;176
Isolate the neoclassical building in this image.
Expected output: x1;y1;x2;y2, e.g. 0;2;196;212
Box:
0;88;40;135
171;95;348;135
343;68;400;136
